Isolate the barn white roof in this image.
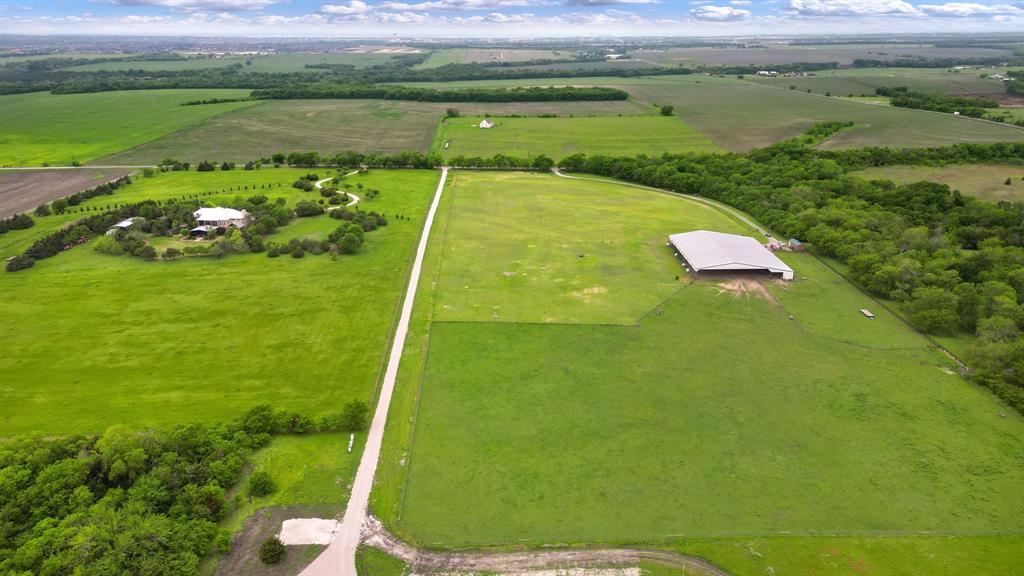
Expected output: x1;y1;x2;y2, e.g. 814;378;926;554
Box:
669;230;793;275
193;207;245;221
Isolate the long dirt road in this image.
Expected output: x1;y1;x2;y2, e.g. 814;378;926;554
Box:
299;167;449;576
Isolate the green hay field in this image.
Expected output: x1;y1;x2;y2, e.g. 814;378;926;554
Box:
855;164;1024;203
415;48;571;69
398;75;1024;151
100;99;648;165
437;115;720;160
742;67;1005;96
0;168;439;436
629;44;1015;67
66;52;404;72
0;90;257;166
373;171;1024;574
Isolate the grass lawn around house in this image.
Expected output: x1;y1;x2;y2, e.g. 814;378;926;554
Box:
436;115;720;160
855;164;1024;203
372;170;1024;574
0;168;439;436
0;90;258;166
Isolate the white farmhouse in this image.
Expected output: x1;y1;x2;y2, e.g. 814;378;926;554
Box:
190;207;249;236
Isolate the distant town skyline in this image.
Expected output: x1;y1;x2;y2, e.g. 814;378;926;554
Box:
3;0;1023;37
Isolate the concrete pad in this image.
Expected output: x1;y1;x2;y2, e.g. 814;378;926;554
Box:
278;518;339;546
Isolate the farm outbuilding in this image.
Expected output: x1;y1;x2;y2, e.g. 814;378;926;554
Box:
479;119;494;128
669;230;794;281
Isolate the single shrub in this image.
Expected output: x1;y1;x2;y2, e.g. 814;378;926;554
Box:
259;537;286;565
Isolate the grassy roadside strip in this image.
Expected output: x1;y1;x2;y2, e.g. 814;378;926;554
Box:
368;169;457;542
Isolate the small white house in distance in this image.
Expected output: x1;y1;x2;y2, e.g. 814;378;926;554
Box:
479;119;494;129
668;230;794;280
107;217;139;235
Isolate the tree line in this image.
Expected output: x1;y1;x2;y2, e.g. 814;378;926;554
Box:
249;84;628;103
876;86;1000;118
0;404;368;576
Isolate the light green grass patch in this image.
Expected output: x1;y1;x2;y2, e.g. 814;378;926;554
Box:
386;171;1024;570
432;171;746;325
0;90;258;166
0;168;439;436
854;164;1024;203
415;48;571;69
66;52;403;72
356;546;408;576
223;432;364;533
437;115;720;160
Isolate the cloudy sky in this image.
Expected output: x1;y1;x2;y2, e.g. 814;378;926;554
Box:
3;0;1023;37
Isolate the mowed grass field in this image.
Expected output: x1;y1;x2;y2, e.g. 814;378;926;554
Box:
630;44;1016;66
100;99;648;165
0;168;439;436
437;115;720;160
373;171;1024;573
0;89;257;166
66;52;405;72
743;67;1006;96
415;48;572;68
399;75;1024;151
855;164;1024;202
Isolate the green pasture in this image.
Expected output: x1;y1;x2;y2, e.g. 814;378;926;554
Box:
430;171;744;324
743;67;1005;96
374;171;1024;573
398;75;1024;151
629;44;1016;67
415;48;571;69
855;164;1024;203
0;53;130;64
0;90;257;166
436;115;720;160
99;99;647;165
66;52;404;73
222;432;364;533
0;168;439;436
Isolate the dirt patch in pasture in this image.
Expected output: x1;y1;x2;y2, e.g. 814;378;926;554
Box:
214;504;338;576
714;277;780;305
571;286;608;303
0;169;132;218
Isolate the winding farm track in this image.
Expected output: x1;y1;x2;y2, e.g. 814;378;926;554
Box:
300;167;449;576
362;517;730;576
314;172;361;208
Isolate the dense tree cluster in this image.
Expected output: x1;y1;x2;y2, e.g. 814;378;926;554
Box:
0;213;34;236
0;404;368;576
877;87;1000;118
250;84;628;103
558;137;1024;411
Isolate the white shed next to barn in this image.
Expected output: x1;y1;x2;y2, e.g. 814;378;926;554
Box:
669;230;794;281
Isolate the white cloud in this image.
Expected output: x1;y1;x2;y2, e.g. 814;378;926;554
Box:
564;0;658;6
110;0;277;11
730;0;751;4
690;4;751;19
379;0;537;10
786;0;918;16
321;1;373;14
917;2;1023;16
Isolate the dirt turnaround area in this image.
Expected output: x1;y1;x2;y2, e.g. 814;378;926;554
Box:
361;517;730;576
0;168;132;217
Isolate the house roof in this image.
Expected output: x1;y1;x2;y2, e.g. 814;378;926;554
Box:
669;230;793;274
112;217;137;229
193;207;245;221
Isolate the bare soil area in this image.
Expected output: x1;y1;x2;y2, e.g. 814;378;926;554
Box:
215;504;338;576
0;169;132;217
